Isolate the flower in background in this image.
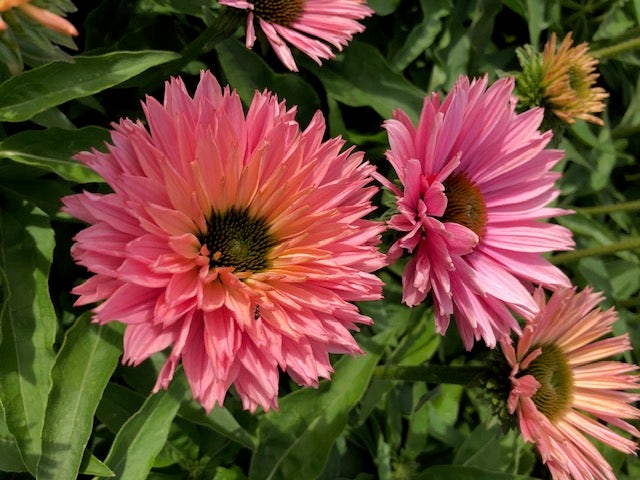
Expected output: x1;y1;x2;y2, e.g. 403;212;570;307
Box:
379;75;574;349
500;287;640;480
63;71;385;413
0;0;78;36
218;0;373;71
515;32;608;130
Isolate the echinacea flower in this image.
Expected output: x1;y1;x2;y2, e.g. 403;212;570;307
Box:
218;0;373;71
515;32;608;128
379;75;574;349
63;70;385;413
0;0;77;36
500;287;640;480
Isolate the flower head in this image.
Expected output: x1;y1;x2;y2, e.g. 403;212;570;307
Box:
0;0;78;36
379;75;574;349
515;32;608;129
219;0;373;71
63;70;385;413
500;287;640;480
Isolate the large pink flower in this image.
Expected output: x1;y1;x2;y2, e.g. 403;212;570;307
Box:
63;70;385;413
218;0;373;71
500;287;640;480
380;75;574;349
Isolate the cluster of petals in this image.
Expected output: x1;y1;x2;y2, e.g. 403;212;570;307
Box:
380;75;574;349
63;70;386;413
541;32;609;125
219;0;373;71
500;287;640;480
0;0;78;35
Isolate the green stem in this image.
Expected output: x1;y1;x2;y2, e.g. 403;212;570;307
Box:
576;200;640;215
373;365;486;385
618;297;640;308
131;8;243;85
174;8;243;70
612;124;640;139
551;236;640;265
590;36;640;59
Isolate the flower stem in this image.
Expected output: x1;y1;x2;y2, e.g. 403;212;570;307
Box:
176;8;243;69
132;8;242;84
373;365;486;385
618;297;640;308
576;200;640;215
551;236;640;265
590;36;640;59
612;124;640;139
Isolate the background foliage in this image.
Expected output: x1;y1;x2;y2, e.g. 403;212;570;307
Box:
0;0;639;479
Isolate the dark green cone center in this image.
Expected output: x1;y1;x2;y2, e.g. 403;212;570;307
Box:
201;207;275;272
253;0;304;26
524;343;573;422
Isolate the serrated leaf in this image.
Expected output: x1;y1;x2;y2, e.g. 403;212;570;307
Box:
36;315;124;479
0;50;179;122
0;127;109;183
0;197;56;474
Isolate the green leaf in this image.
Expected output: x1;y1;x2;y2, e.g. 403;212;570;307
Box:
0;197;56;474
0;50;180;122
367;0;401;15
37;314;124;479
96;383;146;434
215;38;321;127
98;372;189;480
524;0;546;46
425;383;465;447
415;465;538;480
79;451;115;477
389;0;451;72
0;400;28;473
0;126;109;183
306;41;426;122
249;334;388;480
178;401;257;451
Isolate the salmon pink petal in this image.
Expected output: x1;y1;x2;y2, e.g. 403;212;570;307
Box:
63;70;385;413
499;287;640;480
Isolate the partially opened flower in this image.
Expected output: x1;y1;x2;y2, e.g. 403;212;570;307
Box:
0;0;78;36
500;287;640;480
219;0;373;71
515;32;608;129
63;70;385;413
379;75;574;349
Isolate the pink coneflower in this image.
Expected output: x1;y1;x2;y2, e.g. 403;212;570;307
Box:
63;70;385;413
500;287;640;480
0;0;78;36
218;0;373;71
379;75;574;349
